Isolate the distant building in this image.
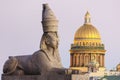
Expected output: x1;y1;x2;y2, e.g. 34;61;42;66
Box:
69;12;106;73
69;12;120;80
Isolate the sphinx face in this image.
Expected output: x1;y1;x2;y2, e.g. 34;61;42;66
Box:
46;33;59;49
49;35;59;49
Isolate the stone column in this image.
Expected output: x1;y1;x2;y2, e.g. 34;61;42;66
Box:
89;54;91;62
96;54;99;64
84;55;86;66
83;54;85;66
84;54;89;66
87;54;89;65
78;54;80;67
102;55;104;67
86;55;89;66
98;55;100;66
74;54;76;67
77;54;79;66
70;54;73;67
75;54;78;67
81;54;83;67
100;55;102;67
90;53;92;62
73;54;75;67
83;54;85;67
76;54;78;66
101;55;103;67
80;54;82;66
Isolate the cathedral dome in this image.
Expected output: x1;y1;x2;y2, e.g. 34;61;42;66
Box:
74;24;101;39
116;63;120;71
74;12;101;44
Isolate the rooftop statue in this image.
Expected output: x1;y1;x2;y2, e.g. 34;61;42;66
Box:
3;4;65;78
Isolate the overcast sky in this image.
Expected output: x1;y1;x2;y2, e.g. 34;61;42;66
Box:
0;0;120;76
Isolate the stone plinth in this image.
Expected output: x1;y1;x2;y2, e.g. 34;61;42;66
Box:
2;75;41;80
2;74;66;80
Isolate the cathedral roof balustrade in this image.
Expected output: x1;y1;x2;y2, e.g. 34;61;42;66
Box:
71;45;105;50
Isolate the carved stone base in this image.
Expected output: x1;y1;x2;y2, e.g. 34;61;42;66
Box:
1;74;66;80
2;75;41;80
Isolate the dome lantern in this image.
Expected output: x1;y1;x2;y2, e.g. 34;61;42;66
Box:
84;11;91;24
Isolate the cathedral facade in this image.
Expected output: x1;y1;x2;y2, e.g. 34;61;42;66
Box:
69;12;106;72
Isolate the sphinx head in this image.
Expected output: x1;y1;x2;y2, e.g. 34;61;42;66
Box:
40;4;59;51
40;32;59;50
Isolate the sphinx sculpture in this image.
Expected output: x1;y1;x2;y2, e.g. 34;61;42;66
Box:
3;4;65;78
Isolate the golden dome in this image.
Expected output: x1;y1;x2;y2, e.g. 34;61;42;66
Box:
117;63;120;68
74;12;101;44
116;63;120;71
74;24;101;39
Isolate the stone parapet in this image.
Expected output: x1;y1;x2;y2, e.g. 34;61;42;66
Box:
2;75;42;80
2;74;66;80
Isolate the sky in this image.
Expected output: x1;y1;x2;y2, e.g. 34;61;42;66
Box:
0;0;120;77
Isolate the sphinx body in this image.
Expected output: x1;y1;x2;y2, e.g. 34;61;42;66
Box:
3;55;37;75
3;32;64;76
2;4;66;80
